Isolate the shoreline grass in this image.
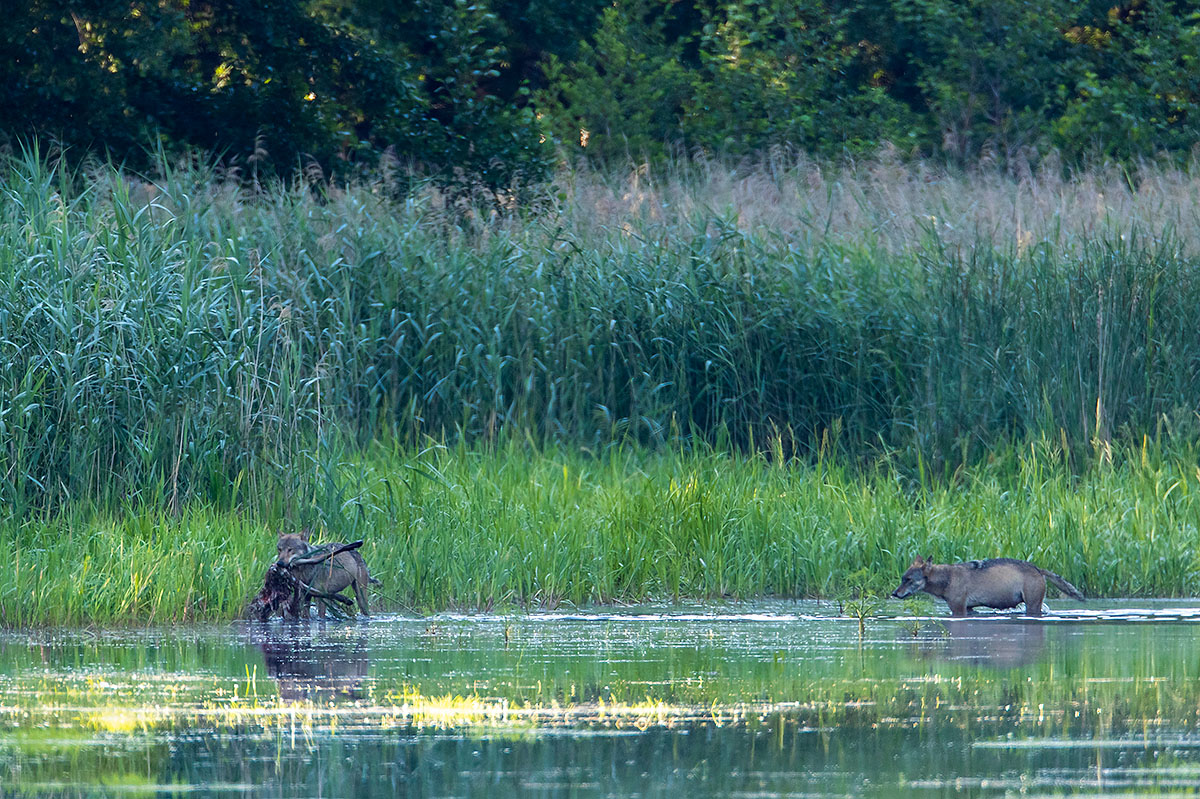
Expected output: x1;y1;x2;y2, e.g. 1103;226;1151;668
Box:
3;440;1198;627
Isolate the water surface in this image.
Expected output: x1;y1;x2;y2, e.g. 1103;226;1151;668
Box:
5;600;1200;796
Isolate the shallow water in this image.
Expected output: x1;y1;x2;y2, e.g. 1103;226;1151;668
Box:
5;600;1200;797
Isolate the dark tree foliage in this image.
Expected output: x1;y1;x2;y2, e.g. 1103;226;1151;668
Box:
1054;0;1200;159
542;0;1200;165
1;0;1198;178
310;0;607;186
1;0;574;186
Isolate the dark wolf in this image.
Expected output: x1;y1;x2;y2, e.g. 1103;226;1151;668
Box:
890;555;1084;616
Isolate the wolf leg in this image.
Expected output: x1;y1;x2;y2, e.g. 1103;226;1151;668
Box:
1023;579;1046;616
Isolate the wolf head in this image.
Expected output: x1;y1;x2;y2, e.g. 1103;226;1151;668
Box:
890;555;931;598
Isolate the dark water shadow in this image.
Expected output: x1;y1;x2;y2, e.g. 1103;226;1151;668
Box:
259;626;370;702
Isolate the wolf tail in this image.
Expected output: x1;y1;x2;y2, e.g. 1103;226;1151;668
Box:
1040;569;1084;600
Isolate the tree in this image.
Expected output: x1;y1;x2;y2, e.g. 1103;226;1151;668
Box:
0;0;564;187
1055;0;1200;161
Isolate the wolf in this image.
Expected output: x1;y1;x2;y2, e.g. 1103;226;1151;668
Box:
890;555;1083;616
275;530;377;618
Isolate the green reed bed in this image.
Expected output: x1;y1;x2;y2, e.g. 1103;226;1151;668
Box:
2;440;1198;625
4;151;1200;514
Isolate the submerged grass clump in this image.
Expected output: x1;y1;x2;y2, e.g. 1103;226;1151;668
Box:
2;440;1198;625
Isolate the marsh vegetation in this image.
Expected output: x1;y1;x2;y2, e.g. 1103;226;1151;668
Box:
3;149;1200;621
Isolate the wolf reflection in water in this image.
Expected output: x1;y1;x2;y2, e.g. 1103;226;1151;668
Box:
260;632;370;702
911;618;1048;669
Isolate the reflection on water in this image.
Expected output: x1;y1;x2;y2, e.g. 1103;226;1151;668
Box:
4;600;1200;796
260;626;369;702
913;617;1048;668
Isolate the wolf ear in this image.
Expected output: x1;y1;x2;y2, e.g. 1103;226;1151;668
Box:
911;554;925;567
300;528;311;542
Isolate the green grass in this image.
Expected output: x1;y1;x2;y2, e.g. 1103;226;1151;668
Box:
3;439;1199;626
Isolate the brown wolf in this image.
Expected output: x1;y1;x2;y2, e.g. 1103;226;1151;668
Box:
890;555;1083;616
275;530;376;618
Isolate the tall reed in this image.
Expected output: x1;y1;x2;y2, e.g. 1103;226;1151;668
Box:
2;148;1200;513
